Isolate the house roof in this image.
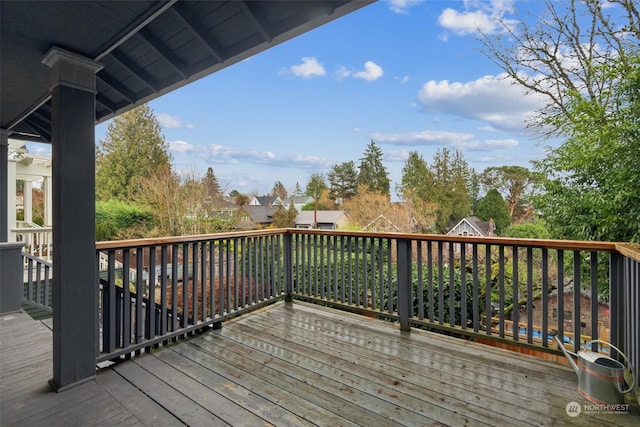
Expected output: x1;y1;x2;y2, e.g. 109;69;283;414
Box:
364;214;400;232
1;0;374;143
242;205;277;224
252;195;282;206
296;210;347;226
282;196;314;206
447;216;493;237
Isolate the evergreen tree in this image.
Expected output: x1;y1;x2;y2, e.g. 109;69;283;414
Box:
96;104;172;201
476;189;511;236
428;148;472;232
327;161;358;204
292;182;303;196
479;166;541;223
305;173;327;199
398;151;432;202
357;140;390;197
272;180;288;199
203;167;221;197
272;202;298;228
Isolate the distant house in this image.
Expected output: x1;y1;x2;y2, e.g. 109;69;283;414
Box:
363;214;400;233
235;205;278;230
249;195;282;207
518;289;610;344
207;197;240;221
281;195;314;212
295;210;349;230
447;216;495;237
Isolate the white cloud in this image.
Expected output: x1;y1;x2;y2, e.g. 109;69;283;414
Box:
192;143;330;169
385;149;411;162
289;57;326;78
156;113;195;129
386;0;424;15
395;75;410;85
371;130;475;146
169;140;196;153
437;0;518;37
370;129;518;155
457;138;518;151
417;73;545;132
335;65;352;80
353;61;384;82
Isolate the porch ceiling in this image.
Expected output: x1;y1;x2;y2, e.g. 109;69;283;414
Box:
0;0;373;143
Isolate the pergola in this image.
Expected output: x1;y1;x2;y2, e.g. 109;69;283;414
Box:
0;0;373;391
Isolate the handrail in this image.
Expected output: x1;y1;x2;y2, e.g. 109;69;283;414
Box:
95;229;638;381
97;228;620;253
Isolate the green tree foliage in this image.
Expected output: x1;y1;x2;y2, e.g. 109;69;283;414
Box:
504;221;552;239
96;200;153;241
96;104;172;201
203;167;222;199
292;182;303;196
480;166;541;223
272;203;298;228
201;166;224;216
476;189;511;235
305;173;327;199
398;151;433;202
481;0;640;242
428;148;472;232
271;180;288;200
328;161;358;203
398;151;438;232
357;140;390;197
230;190;249;205
535;56;640;242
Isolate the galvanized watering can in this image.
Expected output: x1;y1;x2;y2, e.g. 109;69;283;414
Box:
554;334;635;405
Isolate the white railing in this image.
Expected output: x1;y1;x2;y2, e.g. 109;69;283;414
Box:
13;224;53;263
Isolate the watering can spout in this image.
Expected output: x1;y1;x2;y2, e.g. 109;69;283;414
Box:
552;331;579;375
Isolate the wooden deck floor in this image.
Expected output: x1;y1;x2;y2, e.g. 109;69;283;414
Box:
2;301;639;426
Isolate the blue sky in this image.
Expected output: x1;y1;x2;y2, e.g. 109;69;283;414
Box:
40;0;555;198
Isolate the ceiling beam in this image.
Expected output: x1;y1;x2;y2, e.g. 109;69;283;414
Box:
97;73;136;104
137;28;188;80
237;1;273;43
23;117;51;143
171;3;225;64
94;0;179;61
109;50;159;93
96;95;117;114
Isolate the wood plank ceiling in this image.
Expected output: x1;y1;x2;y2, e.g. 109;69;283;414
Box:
1;0;374;143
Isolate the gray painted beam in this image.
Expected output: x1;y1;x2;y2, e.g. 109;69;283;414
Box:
171;4;225;63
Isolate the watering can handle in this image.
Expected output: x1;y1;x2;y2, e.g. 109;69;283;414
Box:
584;340;636;394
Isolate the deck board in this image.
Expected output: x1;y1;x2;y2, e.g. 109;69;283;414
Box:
2;302;639;426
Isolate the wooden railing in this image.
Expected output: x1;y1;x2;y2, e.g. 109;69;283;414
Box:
96;231;285;362
96;230;639;378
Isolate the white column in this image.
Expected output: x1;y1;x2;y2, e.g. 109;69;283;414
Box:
43;176;53;226
24;180;33;223
7;159;17;242
0;129;8;242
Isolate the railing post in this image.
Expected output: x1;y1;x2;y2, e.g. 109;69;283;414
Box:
284;233;293;302
397;238;412;332
609;252;623;350
0;242;25;313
